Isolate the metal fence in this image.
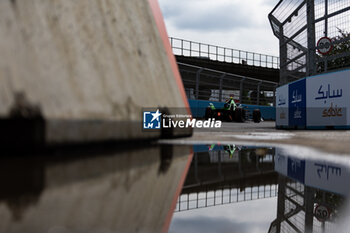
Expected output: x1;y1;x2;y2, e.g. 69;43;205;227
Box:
269;176;341;233
269;0;350;84
175;184;278;212
178;62;278;106
170;37;280;69
175;148;277;212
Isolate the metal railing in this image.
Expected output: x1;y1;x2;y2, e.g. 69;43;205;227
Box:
177;62;278;106
175;184;278;212
170;37;280;69
269;0;350;84
175;149;277;212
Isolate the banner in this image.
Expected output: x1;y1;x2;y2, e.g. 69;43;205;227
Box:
276;85;289;126
288;79;306;127
275;148;350;195
276;69;350;129
305;160;350;196
306;70;350;127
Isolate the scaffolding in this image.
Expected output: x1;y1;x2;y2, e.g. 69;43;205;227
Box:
269;0;350;84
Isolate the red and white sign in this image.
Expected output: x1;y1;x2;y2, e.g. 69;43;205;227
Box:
317;37;333;55
314;204;331;222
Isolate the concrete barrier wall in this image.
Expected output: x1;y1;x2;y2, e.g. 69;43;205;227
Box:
189;99;276;120
276;68;350;129
0;0;191;144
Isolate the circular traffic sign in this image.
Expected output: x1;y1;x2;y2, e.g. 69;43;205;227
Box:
314;204;331;222
317;37;333;55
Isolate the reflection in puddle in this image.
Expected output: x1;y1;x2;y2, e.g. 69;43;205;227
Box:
223;132;295;140
272;148;348;233
0;144;192;233
2;143;350;233
176;145;277;212
170;144;350;233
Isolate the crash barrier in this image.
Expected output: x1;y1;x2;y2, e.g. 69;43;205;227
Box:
178;62;278;106
0;0;191;145
189;99;275;120
276;68;350;129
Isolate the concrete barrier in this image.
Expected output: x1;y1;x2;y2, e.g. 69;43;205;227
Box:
276;68;350;129
0;0;191;145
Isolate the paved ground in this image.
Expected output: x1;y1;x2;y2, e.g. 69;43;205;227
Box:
186;121;350;155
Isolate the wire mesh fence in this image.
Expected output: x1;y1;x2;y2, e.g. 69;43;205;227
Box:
175;184;278;212
269;0;350;84
178;62;278;106
269;177;343;233
170;37;280;69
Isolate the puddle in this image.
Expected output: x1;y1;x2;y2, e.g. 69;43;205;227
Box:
169;143;350;233
223;132;295;140
1;142;350;233
0;144;192;233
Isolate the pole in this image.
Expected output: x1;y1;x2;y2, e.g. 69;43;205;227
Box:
219;73;225;102
195;68;203;99
306;0;316;76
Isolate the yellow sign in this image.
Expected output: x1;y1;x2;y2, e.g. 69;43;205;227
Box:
322;103;343;118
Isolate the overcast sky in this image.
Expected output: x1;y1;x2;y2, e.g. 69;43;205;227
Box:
169;197;277;233
159;0;280;56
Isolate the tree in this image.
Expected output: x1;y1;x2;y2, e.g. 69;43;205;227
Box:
318;28;350;72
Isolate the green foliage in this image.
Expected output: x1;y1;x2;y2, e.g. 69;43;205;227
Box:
318;28;350;71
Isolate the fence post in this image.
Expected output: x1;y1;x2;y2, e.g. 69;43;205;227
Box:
260;54;262;67
273;85;277;107
181;39;184;56
324;0;329;72
224;48;226;62
240;78;245;104
280;25;288;84
257;81;262;105
267;55;269;68
219;73;225;102
305;187;315;233
208;44;210;58
231;49;234;63
190;41;192;56
325;0;328;37
196;68;204;99
306;0;316;76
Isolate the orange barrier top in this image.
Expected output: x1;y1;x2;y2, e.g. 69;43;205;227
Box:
147;0;191;116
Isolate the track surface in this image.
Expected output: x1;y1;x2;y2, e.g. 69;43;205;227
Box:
187;121;350;155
